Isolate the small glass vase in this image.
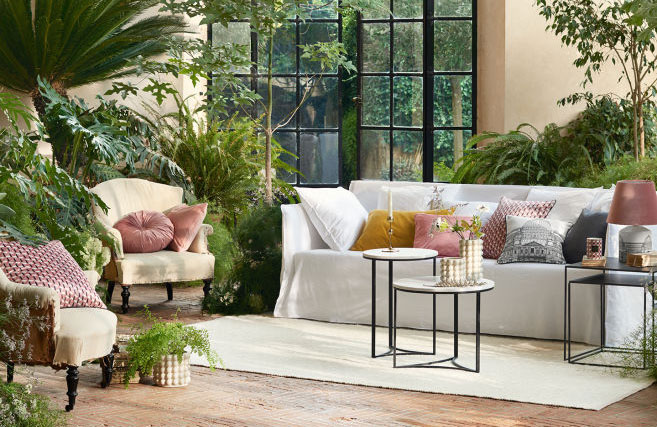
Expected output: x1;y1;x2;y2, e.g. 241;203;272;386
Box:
459;239;483;281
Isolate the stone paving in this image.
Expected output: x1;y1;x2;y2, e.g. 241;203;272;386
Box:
21;284;657;426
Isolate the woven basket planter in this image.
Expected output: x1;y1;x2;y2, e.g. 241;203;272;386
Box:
152;353;191;387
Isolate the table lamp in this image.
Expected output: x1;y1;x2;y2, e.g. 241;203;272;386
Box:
607;180;657;262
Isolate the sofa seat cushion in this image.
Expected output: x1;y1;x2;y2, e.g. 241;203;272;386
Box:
54;308;117;367
115;251;214;285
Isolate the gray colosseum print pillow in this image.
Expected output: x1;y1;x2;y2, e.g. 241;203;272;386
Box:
498;215;571;264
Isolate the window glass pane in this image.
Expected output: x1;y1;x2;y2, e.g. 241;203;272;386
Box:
300;23;339;73
214;76;251;118
435;0;472;17
393;22;423;72
362;0;390;19
300;77;338;128
393;76;423;127
393;0;423;18
392;131;422;181
259;24;296;74
301;0;338;19
274;132;297;183
212;23;251;73
362;24;390;72
300;132;339;184
434;21;472;72
360;130;390;179
362;76;390;126
433;75;472;127
258;77;296;128
433;129;472;177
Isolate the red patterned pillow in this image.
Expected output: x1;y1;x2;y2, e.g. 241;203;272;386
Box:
481;197;556;259
0;240;106;309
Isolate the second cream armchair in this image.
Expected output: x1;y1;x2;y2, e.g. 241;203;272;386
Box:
91;178;214;313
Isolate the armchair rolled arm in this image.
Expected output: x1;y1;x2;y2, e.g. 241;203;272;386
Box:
189;224;214;254
94;216;124;260
0;271;60;365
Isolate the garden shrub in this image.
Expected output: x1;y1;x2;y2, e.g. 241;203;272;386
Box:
204;204;282;314
204;213;236;285
0;382;66;427
576;156;657;189
0;182;36;237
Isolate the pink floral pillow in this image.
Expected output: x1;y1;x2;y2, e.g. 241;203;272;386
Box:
0;240;106;309
413;214;473;257
166;203;208;252
114;210;175;253
481;197;555;259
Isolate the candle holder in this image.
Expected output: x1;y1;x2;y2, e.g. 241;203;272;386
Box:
382;216;399;252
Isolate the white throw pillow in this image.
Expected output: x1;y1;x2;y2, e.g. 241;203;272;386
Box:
375;185;434;211
525;188;597;225
498;215;571;264
296;187;368;252
588;185;615;213
445;200;498;226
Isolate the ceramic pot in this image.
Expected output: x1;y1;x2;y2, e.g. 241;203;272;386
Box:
459;239;483;281
440;257;466;283
152;353;191;387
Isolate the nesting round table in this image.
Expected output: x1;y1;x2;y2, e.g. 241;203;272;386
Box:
392;276;495;372
363;248;438;358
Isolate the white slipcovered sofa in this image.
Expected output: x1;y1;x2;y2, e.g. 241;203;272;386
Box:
275;180;652;346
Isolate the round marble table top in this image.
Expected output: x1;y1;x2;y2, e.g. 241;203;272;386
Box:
393;276;495;294
362;248;438;261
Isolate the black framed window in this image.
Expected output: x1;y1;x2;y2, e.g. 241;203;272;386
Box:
210;11;343;186
357;0;476;182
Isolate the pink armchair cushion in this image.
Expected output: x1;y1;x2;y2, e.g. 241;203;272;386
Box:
0;240;106;309
413;214;473;257
166;203;208;252
114;210;174;253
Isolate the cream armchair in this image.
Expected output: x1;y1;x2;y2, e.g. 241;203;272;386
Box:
91;178;215;313
0;267;117;411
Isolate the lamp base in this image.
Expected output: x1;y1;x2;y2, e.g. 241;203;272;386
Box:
619;225;653;263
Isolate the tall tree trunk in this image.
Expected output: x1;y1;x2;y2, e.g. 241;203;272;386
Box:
638;96;645;158
264;36;274;206
632;90;639;161
31;81;69;166
449;76;464;169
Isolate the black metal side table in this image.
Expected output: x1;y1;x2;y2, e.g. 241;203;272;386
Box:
363;248;438;358
564;258;656;368
392;276;495;372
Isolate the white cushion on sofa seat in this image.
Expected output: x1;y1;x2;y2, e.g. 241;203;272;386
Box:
54;308;117;367
274;249;649;345
115;251;214;285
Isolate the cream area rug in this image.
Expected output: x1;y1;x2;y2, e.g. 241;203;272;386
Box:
190;316;653;410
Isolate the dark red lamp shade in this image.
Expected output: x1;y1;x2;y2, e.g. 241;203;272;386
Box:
607;180;657;225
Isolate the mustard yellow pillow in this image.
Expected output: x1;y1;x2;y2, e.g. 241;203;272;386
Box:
351;209;454;251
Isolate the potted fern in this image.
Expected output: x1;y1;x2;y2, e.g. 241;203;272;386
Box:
124;308;220;387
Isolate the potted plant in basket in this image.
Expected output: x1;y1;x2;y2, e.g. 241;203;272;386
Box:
431;205;490;280
124;308;220;387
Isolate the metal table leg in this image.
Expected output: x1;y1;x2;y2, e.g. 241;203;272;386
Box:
371;259;376;358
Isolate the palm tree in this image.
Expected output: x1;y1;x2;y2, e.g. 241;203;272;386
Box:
0;0;185;137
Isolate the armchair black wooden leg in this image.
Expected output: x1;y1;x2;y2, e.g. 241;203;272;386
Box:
101;350;114;388
121;286;130;314
166;282;173;301
106;281;115;305
6;361;14;384
203;279;212;298
65;366;79;412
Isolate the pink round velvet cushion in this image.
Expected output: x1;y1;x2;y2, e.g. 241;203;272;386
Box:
114;210;175;253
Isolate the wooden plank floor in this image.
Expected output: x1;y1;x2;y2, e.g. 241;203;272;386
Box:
22;284;657;426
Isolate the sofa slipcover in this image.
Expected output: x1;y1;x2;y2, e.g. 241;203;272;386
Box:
115;251;215;285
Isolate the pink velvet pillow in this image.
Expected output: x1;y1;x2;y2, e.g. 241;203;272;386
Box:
413;214;473;257
0;240;106;309
166;203;208;252
114;210;174;253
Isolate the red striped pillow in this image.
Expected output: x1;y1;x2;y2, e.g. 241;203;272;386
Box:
0;240;106;309
481;197;555;259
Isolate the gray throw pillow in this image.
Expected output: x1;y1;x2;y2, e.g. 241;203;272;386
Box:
562;208;608;264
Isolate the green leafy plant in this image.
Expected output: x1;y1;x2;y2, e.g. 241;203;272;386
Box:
620;282;656;380
453;123;593;186
204;204;282;314
0;382;66;427
204;214;236;286
577;156;657;189
124;308;220;386
537;0;657;160
0;0;185;160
